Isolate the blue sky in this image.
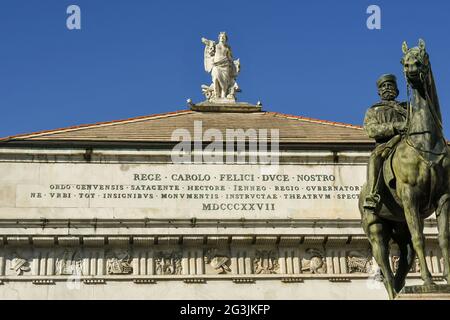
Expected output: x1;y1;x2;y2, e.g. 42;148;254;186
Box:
0;0;449;138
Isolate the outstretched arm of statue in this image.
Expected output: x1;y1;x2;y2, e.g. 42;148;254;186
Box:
201;37;215;46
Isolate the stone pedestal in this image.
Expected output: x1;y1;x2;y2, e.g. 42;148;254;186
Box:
189;101;262;113
396;284;450;300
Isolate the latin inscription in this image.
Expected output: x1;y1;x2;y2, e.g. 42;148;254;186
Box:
1;163;366;219
20;167;363;214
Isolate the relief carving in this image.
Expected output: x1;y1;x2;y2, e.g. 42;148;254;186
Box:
301;249;327;274
56;250;83;276
155;251;182;275
107;250;133;275
412;256;420;273
392;255;420;273
253;250;279;274
204;249;231;274
391;255;400;273
10;255;31;275
347;251;373;273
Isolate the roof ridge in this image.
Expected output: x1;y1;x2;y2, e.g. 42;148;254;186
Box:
266;111;363;129
0;109;193;141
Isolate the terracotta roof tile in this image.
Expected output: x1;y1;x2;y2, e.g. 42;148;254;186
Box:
0;109;372;144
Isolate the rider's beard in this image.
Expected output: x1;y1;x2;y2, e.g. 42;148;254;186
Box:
381;89;397;101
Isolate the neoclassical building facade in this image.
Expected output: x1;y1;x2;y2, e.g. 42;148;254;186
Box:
0;109;444;299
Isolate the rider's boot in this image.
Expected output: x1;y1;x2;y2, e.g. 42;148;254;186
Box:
364;154;382;211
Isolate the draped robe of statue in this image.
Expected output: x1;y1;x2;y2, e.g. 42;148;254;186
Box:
202;36;239;102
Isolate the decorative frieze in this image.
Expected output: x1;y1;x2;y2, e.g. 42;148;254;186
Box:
205;249;231;274
155;251;182;275
56;250;83;276
254;250;279;274
10;255;31;275
278;248;301;274
301;249;327;274
106;250;133;275
0;236;445;284
346;251;373;274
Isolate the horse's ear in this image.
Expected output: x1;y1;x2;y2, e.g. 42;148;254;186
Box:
402;41;409;54
419;39;426;51
423;53;430;66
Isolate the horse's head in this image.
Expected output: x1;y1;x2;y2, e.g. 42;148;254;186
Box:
401;39;430;88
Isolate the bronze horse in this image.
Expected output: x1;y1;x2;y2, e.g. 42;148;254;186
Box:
359;39;450;299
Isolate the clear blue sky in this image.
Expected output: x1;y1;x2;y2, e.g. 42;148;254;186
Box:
1;0;449;138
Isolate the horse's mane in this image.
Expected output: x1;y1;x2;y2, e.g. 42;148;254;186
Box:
425;64;443;130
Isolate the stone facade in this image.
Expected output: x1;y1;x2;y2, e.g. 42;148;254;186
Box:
0;145;444;300
0;111;445;300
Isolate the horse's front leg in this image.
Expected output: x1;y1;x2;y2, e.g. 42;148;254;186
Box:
400;184;434;285
436;194;450;283
362;212;396;299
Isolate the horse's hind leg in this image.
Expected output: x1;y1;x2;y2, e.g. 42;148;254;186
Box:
392;224;415;292
436;194;450;283
401;185;434;285
363;213;396;299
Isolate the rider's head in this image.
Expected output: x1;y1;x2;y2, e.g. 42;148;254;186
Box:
377;74;399;101
219;32;228;43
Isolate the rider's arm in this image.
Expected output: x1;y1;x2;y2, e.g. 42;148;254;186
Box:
202;38;214;46
364;108;396;140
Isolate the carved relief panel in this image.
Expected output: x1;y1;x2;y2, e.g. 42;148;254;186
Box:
346;250;373;274
56;250;83;276
253;250;279;274
301;249;327;274
204;248;231;274
155;251;182;275
106;250;133;275
10;254;31;276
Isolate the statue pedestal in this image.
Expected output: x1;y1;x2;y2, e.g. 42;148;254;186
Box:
396;284;450;300
189;101;262;113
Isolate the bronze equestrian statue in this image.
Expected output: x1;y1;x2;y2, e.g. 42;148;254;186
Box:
359;39;450;299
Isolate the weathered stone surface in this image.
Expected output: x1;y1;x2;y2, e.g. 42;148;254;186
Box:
396;285;450;300
0;162;366;220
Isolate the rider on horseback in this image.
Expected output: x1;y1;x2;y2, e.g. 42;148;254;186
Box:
363;74;408;212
